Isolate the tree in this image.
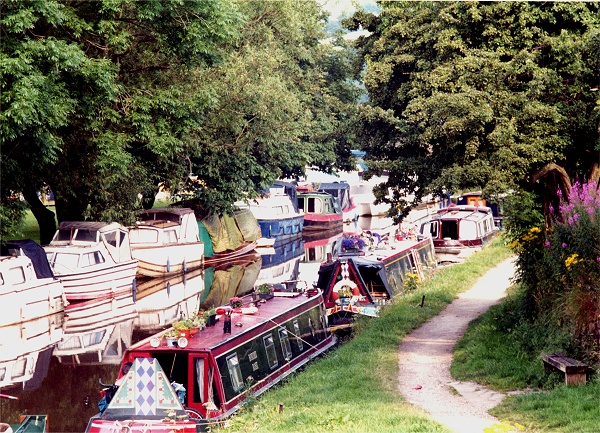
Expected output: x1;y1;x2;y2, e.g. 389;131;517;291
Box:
180;0;363;215
345;2;600;221
1;0;241;243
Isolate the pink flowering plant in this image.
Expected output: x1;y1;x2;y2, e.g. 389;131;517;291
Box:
541;181;600;356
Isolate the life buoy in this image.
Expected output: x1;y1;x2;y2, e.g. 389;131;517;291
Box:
332;278;359;300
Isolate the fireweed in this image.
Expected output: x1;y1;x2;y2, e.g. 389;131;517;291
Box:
544;181;600;361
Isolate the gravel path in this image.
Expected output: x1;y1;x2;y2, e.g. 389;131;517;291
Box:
398;258;517;433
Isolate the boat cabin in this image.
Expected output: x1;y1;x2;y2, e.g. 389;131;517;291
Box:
118;290;336;427
419;205;496;251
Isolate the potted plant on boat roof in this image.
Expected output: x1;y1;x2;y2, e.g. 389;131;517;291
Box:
255;283;274;300
229;296;243;308
164;329;179;347
172;318;194;338
190;313;205;334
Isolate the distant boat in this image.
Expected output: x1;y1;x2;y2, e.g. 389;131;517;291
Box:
118;289;336;426
315;182;358;223
316;234;437;328
235;182;304;244
129;208;204;278
0;239;66;326
418;204;497;263
44;221;138;302
297;190;343;232
199;209;261;267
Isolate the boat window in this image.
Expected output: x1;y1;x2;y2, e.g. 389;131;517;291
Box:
278;328;292;361
8;266;26;285
130;228;158;244
293;320;303;351
440;221;458;240
423;221;437;238
104;230;119;248
263;334;278;369
460;221;477;240
74;229;97;242
226;354;244;392
12;358;27;379
308;318;315;338
54;229;73;242
51;252;80;272
0;273;3;285
298;196;305;211
0;367;5;381
164;230;178;244
80;251;105;268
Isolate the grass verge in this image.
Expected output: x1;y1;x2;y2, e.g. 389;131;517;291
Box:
214;239;514;433
451;280;600;432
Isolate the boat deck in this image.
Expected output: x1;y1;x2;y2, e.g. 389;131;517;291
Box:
136;291;318;351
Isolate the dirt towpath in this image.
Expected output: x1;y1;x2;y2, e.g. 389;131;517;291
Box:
398;258;516;433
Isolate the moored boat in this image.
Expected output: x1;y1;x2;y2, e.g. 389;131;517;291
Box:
297;190;343;232
43;222;138;301
315;181;358;223
316;233;437;327
129;208;204;277
418;204;496;263
0;240;66;326
235;182;304;243
117;289;336;427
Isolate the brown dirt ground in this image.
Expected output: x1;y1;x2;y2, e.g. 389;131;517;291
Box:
398;258;518;433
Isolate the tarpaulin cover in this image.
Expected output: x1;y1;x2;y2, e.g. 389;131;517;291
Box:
200;213;242;253
1;239;55;279
234;208;260;242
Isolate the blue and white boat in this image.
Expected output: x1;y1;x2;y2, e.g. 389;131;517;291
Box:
236;182;304;244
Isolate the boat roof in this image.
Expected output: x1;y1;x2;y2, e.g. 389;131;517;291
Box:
100;357;188;420
129;291;321;354
137;208;194;217
57;221;125;232
434;205;492;220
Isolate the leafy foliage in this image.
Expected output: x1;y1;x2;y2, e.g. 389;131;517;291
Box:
346;2;600;221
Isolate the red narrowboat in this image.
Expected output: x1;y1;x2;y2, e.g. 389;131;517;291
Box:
114;289;336;430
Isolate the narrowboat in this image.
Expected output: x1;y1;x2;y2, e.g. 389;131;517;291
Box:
117;289;336;428
129;208;204;278
297;190;343;232
0;240;66;327
235;182;304;242
316;182;358;223
44;221;138;301
418;204;497;263
316;234;437;327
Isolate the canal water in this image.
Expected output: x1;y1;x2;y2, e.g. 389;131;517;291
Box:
0;217;394;432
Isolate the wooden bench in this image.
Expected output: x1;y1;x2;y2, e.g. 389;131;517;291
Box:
542;353;588;385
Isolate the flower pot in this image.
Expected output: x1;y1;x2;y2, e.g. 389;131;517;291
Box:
259;292;274;301
178;329;191;338
189;327;199;336
165;337;177;347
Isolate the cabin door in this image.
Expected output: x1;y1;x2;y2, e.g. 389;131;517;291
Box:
190;354;218;418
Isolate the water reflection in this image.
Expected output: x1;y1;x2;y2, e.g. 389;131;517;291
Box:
0;225;365;430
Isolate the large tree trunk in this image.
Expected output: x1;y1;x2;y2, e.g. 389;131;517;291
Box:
21;186;57;245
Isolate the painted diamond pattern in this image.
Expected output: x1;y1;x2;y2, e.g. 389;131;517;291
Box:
134;358;157;416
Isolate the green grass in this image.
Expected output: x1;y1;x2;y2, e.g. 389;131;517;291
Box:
214;239;514;433
451;278;600;432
